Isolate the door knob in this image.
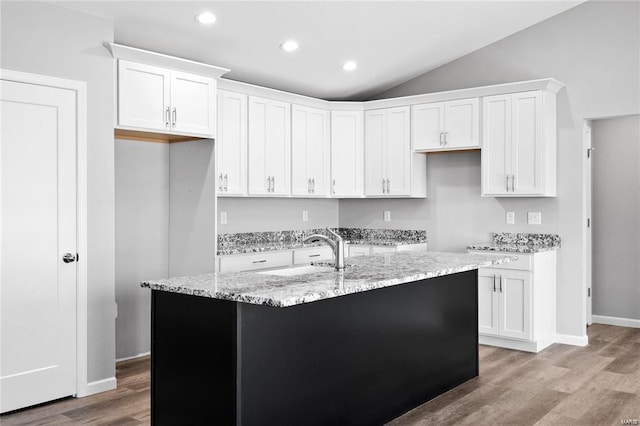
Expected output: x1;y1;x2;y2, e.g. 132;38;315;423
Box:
62;253;77;263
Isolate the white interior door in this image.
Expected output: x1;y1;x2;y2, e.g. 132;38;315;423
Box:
584;120;593;325
1;80;77;413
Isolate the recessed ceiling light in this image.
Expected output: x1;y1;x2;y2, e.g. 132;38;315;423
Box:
280;40;299;52
195;11;216;25
342;61;357;72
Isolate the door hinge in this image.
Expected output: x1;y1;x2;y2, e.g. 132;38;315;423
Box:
588;288;591;297
587;218;591;228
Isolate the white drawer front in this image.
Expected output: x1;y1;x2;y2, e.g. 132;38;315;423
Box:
219;251;292;273
348;246;372;257
293;247;334;265
469;250;532;271
371;246;396;254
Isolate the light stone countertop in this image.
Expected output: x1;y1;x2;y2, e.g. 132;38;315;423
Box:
467;244;559;253
141;251;514;308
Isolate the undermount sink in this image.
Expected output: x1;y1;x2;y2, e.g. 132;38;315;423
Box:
258;265;336;277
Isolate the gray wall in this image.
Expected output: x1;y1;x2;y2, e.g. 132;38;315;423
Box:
218;198;339;234
115;140;169;359
348;0;640;338
1;2;116;382
592;116;640;320
169;140;217;277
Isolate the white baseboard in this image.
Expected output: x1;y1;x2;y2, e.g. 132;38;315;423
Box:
592;315;640;329
83;377;117;397
116;351;150;363
555;333;588;347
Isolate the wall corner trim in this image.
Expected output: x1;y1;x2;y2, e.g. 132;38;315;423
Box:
554;333;589;347
79;377;117;397
592;315;640;329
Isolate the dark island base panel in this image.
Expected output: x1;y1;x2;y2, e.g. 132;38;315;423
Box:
151;270;479;426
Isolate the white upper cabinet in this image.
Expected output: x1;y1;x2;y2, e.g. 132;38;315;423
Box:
248;96;291;196
118;60;170;132
412;98;479;151
331;110;364;197
217;90;247;196
482;90;556;197
365;107;412;196
291;105;330;197
117;60;216;138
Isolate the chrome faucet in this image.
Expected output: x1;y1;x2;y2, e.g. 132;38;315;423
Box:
302;229;345;271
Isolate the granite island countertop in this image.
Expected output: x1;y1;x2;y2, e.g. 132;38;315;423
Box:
141;251;514;307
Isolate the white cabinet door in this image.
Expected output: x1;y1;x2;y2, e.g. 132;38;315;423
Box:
412;102;444;151
371;246;396;254
445;98;479;149
219;251;292;273
511;91;543;195
386;106;411;196
170;70;215;136
482;94;511;196
267;99;291;195
118;60;170;131
248;96;290;196
292;105;330;196
217;90;247;195
365;109;386;196
498;270;532;341
478;269;500;336
331;111;364;197
248;96;269;195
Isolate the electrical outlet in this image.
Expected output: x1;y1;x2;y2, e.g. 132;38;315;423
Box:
527;211;542;225
383;211;391;222
220;211;227;224
506;211;515;224
302;210;308;222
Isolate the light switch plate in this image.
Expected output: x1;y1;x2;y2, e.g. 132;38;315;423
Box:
528;211;542;225
506;211;515;224
220;211;227;224
302;210;308;222
383;211;391;222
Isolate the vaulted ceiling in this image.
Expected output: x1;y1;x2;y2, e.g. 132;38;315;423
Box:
56;1;584;100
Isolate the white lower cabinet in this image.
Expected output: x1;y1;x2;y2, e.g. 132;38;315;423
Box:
218;251;292;273
472;250;557;353
348;243;428;257
293;246;333;264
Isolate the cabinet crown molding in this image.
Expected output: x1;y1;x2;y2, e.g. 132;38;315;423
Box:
105;43;230;79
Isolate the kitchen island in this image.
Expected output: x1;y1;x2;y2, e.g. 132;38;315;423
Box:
142;251;512;425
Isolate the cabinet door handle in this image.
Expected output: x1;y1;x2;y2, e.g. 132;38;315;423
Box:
272;176;275;192
218;174;223;191
493;274;496;292
332;179;336;195
165;107;171;127
224;174;228;191
506;175;509;192
308;178;311;194
267;176;271;192
172;107;176;127
252;259;267;264
309;254;321;258
386;179;391;194
444;131;448;145
511;174;515;192
382;178;386;194
499;275;503;292
311;178;315;193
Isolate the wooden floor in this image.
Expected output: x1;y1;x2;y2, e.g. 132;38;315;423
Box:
2;324;639;425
